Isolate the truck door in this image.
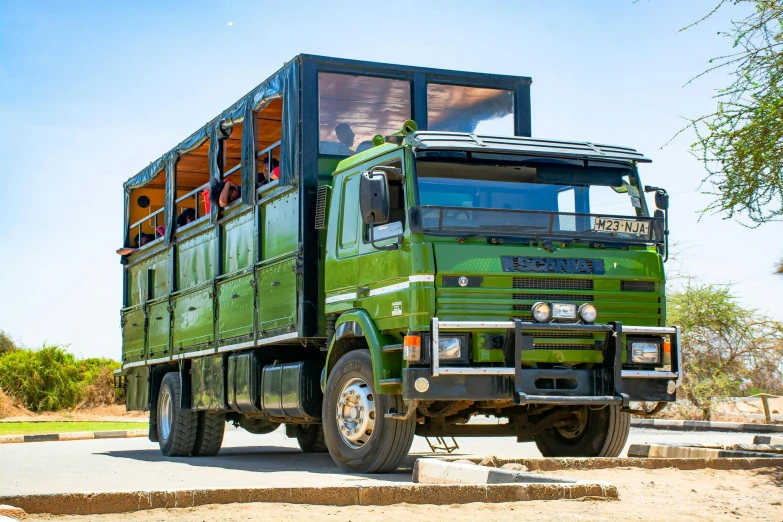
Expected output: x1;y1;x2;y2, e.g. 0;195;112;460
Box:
331;171;361;301
356;154;410;325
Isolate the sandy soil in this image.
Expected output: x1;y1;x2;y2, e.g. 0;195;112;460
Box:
0;404;147;423
25;467;783;521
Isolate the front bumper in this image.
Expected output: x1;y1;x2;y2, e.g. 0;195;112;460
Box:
403;319;681;406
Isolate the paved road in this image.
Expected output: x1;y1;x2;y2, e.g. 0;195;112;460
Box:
0;425;756;497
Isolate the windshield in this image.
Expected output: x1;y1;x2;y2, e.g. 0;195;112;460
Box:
413;155;659;243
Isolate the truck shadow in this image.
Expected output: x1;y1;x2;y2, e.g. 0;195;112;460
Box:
101;444;416;482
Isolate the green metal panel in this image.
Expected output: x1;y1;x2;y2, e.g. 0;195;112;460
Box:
177;230;216;290
126;366;149;411
324;171;359;311
217;272;255;342
257;258;297;332
192;354;225;411
172;286;214;352
146;299;170;358
121;307;146;365
128;251;170;306
262;191;299;260
222;209;255;273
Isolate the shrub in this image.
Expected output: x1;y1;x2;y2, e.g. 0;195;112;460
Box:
0;330;18;355
0;345;84;412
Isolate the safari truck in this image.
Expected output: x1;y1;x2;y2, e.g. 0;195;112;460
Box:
117;55;680;473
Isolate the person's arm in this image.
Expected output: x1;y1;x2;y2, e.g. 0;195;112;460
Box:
219;181;236;207
116;247;137;256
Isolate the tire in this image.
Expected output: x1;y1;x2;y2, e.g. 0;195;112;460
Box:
322;350;415;473
193;411;226;456
534;405;630;458
294;424;328;453
157;372;199;457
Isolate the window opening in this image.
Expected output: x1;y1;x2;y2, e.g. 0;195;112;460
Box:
127;170;166;249
175;138;210;227
318;73;411;157
339;175;359;250
427;84;513;135
256;98;283;196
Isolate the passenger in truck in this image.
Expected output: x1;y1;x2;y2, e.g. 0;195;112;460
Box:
259;158;280;185
215;179;241;207
176;208;196;227
335;122;355;155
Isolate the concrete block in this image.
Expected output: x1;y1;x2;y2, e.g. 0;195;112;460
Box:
414;459;577;485
0;436;24;444
753;435;783;445
58;432;94;441
727;444;783;455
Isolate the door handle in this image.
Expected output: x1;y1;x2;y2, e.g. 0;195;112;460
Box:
231;293;240;299
155;316;163;320
271;281;281;287
188;306;197;311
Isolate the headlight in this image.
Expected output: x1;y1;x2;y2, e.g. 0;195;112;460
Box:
552;302;577;320
437;337;462;360
631;341;660;364
578;303;597;323
532;302;551;322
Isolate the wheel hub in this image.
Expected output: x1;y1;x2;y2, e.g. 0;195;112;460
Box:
336;377;376;448
159;387;173;441
556;407;588;439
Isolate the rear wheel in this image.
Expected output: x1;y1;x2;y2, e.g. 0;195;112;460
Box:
193;412;225;456
157;372;198;456
322;350;415;473
534;405;630;457
294;424;328;453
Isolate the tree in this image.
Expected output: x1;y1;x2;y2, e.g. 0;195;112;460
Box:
0;330;17;355
668;284;783;419
681;1;783;269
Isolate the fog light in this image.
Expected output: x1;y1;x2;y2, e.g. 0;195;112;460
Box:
414;377;430;393
532;302;552;322
403;335;421;362
667;380;676;394
631;341;661;364
578;303;597;323
438;337;462;360
552;302;577;320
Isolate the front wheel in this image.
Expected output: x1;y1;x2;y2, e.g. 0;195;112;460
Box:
534;404;630;457
322;350;415;473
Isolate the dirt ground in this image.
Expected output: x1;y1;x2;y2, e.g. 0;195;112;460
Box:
0;403;147;423
24;467;783;521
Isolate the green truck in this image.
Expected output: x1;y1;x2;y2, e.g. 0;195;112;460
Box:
118;55;679;473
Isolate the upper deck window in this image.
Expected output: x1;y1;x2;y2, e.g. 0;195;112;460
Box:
427;84;513;135
175;138;210;227
318;73;411;156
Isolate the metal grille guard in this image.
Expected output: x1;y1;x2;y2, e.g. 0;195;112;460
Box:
430;318;681;406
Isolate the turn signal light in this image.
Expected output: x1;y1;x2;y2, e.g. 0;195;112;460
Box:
403;335;421;362
662;339;672;367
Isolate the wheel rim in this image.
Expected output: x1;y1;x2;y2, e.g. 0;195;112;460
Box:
159;387;173;441
336;377;376;449
555;407;589;440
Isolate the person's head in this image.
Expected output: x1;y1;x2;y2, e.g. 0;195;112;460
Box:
176;208;196;227
133;232;155;248
335;123;355;148
260;157;280;178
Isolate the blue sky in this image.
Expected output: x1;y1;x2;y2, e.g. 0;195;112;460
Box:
1;0;781;358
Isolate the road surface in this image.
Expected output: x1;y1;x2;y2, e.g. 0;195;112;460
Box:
0;424;756;497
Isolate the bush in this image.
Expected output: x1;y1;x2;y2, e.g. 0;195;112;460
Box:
0;330;18;355
0;345;84;412
0;345;123;412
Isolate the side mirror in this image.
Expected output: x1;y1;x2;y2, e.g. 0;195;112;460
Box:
655;191;669;210
359;170;389;225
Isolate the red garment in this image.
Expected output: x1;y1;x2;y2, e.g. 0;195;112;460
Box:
201;188;211;214
272;166;280;180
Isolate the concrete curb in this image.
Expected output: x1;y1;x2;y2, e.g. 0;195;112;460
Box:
0;504;25;519
413;459;588;485
440;456;783;471
0;430;147;444
0;482;619;516
631;418;783;433
628;443;783;459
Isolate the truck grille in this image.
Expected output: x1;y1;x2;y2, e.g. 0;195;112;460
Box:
513;277;593;291
512;293;594;302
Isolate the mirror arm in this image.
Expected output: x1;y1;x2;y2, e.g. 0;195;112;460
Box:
368;215;401;251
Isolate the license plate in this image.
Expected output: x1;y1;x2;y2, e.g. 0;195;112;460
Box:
593;218;649;235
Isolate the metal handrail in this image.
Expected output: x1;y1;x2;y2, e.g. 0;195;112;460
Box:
175;181;210;222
